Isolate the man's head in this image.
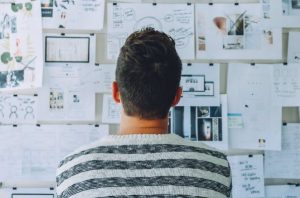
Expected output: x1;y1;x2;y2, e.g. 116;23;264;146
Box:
113;27;182;120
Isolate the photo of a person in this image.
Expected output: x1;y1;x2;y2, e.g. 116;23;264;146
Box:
198;118;212;141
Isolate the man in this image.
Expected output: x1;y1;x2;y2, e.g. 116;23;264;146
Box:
56;28;231;198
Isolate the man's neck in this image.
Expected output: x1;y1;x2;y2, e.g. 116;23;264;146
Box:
118;112;168;135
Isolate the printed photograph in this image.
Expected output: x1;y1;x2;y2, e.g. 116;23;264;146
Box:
0;70;24;88
191;106;223;142
292;0;300;9
197;106;210;118
49;90;64;110
172;106;184;138
41;0;54;17
223;12;245;49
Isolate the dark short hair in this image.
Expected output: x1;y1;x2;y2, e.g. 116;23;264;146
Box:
116;27;182;119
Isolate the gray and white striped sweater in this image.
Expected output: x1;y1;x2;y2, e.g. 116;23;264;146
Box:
56;134;231;198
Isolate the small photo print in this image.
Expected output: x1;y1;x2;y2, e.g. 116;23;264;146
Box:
73;94;80;103
49;91;64;110
173;106;184;138
210;106;222;117
197;118;222;141
41;0;54;17
0;70;24;88
292;0;300;9
222;12;245;50
263;30;273;45
198;36;206;51
198;118;213;141
197;106;210;118
41;0;53;8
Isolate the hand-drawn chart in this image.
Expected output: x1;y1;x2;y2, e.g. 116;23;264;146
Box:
0;0;43;91
107;3;195;60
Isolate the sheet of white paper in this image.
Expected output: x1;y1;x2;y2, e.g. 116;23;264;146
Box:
0;188;56;198
0;94;37;124
288;32;300;63
20;125;59;181
0;126;22;181
0;187;56;198
266;185;300;198
282;0;300;27
38;67;95;122
265;123;300;179
107;3;195;60
79;64;116;93
228;63;282;150
57;124;109;159
228;155;265;198
42;0;105;31
44;33;96;66
102;94;121;124
272;63;300;106
0;124;109;182
170;95;228;150
0;0;43;91
196;3;282;60
178;63;220;106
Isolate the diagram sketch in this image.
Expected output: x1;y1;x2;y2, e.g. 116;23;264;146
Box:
178;63;220;106
42;0;105;31
0;0;43;91
107;3;195;60
0;94;37;124
196;3;282;60
169;95;228;150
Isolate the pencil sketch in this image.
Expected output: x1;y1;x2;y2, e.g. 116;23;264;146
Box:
0;94;37;124
107;3;195;60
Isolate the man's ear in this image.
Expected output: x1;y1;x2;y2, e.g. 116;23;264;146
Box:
112;81;121;103
171;87;182;107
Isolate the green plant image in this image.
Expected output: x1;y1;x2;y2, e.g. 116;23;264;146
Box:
25;2;33;11
15;56;23;63
1;52;13;64
11;3;19;12
17;3;23;10
11;3;24;12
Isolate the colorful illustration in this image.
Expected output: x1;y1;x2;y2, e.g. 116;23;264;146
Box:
0;0;43;90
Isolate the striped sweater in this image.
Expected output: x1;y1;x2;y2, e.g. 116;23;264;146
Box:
56;134;231;198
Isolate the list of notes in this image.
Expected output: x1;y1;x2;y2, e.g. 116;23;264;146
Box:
228;155;265;198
